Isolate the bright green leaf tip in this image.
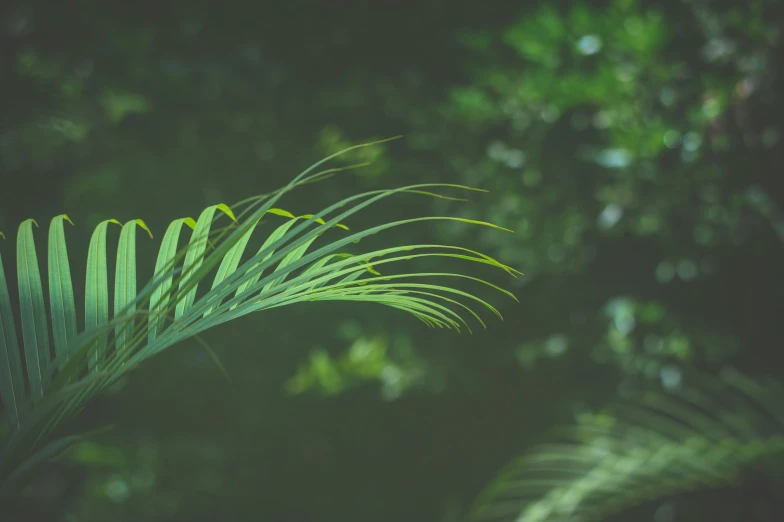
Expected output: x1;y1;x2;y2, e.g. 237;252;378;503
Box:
133;219;153;239
265;208;349;230
216;203;238;223
183;217;197;229
299;213;350;231
266;208;296;219
448;217;514;233
59;214;75;226
0;231;4;239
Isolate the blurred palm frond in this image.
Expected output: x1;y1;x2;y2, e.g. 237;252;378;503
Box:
469;367;784;522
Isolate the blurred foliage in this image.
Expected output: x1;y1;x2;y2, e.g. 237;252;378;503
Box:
286;321;437;400
469;368;784;522
375;0;784;389
316;126;391;185
432;0;783;278
66;436;228;521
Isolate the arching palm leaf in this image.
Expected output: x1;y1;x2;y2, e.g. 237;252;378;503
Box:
468;368;784;522
0;142;520;496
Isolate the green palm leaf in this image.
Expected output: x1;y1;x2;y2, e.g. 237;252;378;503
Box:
47;215;77;368
174;205;236;319
148;217;195;343
0;142;519;496
114;220;152;354
16;220;50;400
85;219;121;370
468;368;784;522
0;241;25;430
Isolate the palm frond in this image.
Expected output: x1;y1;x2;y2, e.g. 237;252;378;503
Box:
16;219;50;400
47;215;77;369
0;143;519;496
468;368;784;522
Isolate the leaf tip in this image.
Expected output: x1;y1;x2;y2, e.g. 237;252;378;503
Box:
267;208;296;219
217;203;238;223
134;219;154;239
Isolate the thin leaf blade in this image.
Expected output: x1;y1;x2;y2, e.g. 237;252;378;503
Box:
47;215;77;366
16;219;50;400
175;205;236;319
114;219;151;354
148;218;193;344
0;246;24;429
85;219;120;370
